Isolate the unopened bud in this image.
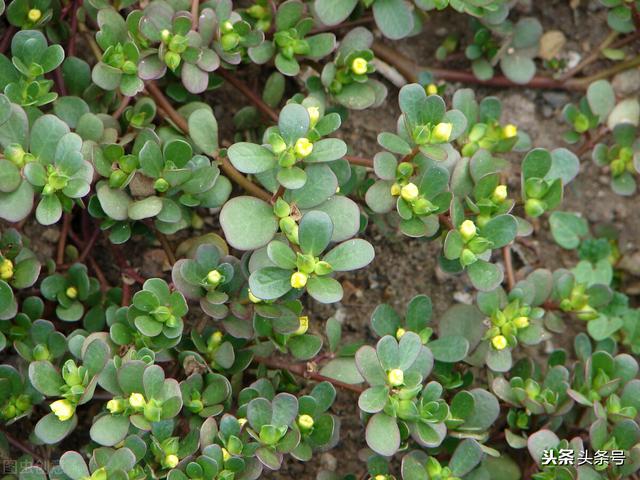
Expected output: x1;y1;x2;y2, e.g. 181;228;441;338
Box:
491;335;507;350
502;124;518;139
459;220;477;241
351;57;368;75
290;271;308;289
27;8;42;22
432;122;453;143
400;183;419;202
294;138;313;158
387;368;404;387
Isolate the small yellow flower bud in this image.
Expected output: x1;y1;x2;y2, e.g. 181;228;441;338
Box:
395;327;406;339
432;122;453;143
502;124;518;139
294;138;313;158
164;454;179;469
387;368;404;387
90;467;107;480
238;417;248;427
351;57;368;75
222;448;231;461
208;331;223;349
161;29;171;43
191;212;204;229
374;476;387;480
459;219;477;241
207;270;222;286
27;8;42;22
426;83;438;95
400;183;419;202
0;259;13;280
248;289;262;303
297;414;315;431
290;271;308;289
154;177;170;192
491;185;508;203
307;106;320;127
513;316;529;329
295;316;309;335
129;392;146;409
390;183;402;196
106;398;124;414
491;335;508;350
50;399;75;421
221;20;234;33
65;286;78;299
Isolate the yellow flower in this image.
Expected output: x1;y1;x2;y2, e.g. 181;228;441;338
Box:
222;448;231;462
432;122;453;143
106;398;124;414
395;327;406;339
374;476;387;480
295;316;309;335
502;124;518;139
390;183;401;196
491;185;508;203
290;272;308;289
294;138;313;158
207;270;222;286
89;467;107;480
297;414;315;431
248;289;262;303
27;8;42;22
307;106;320;127
164;454;179;469
50;399;75;421
351;57;368;75
65;286;78;299
128;392;146;409
387;368;404;387
161;29;172;43
426;83;438;95
513;316;529;329
491;335;508;350
207;331;223;351
400;183;419;202
0;259;13;280
459;220;477;241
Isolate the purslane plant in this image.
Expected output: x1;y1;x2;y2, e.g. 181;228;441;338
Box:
2;1;640;479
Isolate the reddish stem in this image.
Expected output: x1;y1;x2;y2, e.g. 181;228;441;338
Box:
253;356;364;394
1;428;44;463
146;80;274;201
270;185;286;204
67;0;81;58
54;68;67;97
78;227;100;263
191;0;200;30
112;95;132;120
217;69;279;122
57;213;73;265
502;245;515;291
344;155;374;168
0;26;16;54
372;42;585;91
